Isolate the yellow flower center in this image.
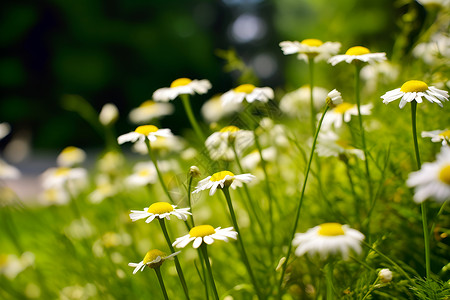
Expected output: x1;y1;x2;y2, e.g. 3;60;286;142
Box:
234;84;256;94
138;169;150;177
318;223;345;236
210;171;235;182
143;249;166;268
55;167;70;177
170;78;192;88
140;100;155;108
438;164;450;185
135;125;159;135
220;126;240;133
400;80;428;93
61;146;79;155
336;140;355;149
147;202;174;214
189;225;216;237
0;254;8;267
301;39;323;47
438;130;450;139
334;102;354;114
345;46;370;56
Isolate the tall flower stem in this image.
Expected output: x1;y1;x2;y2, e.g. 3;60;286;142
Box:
325;262;335;300
158;219;190;300
154;267;170;300
187;175;196;227
145;139;174;204
278;106;329;298
308;57;317;135
354;64;373;204
411;101;431;278
222;187;264;300
180;94;206;142
200;244;219;300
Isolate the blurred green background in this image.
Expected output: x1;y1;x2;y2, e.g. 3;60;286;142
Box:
0;0;422;150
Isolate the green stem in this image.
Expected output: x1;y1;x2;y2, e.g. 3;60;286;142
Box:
154;267;170;300
277;106;330;298
325;263;334;300
361;277;379;300
308;57;316;135
187;176;195;227
344;159;360;225
429;200;448;237
180;94;206;142
411;100;431;278
145;139;174;204
158;219;190;300
222;188;263;300
200;245;219;300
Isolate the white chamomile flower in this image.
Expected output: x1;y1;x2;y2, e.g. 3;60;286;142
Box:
99;103;119;126
413;33;450;65
279;38;341;62
0;122;11;140
57;146;86;167
201;94;241;123
421;129;450;146
0;159;21;180
172;225;238;249
39;187;70;206
129;202;191;223
125;162;157;187
221;84;274;107
325;89;343;107
128;249;180;274
117;125;173;145
321;102;373;129
193;171;255;196
205;126;254;161
292;223;365;260
316;131;365;160
241;147;277;171
381;80;449;109
378;268;393;283
129;100;174;124
279;85;329;117
41;167;87;191
328;46;386;66
406;146;450;203
152;78;212;102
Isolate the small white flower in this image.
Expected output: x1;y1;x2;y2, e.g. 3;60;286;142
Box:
241;147;277;171
316;131;365;160
125;162;157;187
41;167;87;192
172;225;238;249
0;122;11;140
378;268;393;283
413;33;450;65
129;202;191;223
406;146;450;203
39;187;70;206
193;171;255;196
117;125;173;145
381;80;449;109
0;159;21;180
293;223;365;260
99;103;119;126
326;89;343;107
205;126;254;161
89;175;118;204
421;129;450;146
221;84;274;107
0;252;35;280
279;85;329;117
152;78;212;102
328;46;386;66
129;250;180;274
279;39;341;62
201;94;241;123
129;100;174;124
321;102;373;130
56;146;86;167
361;61;399;93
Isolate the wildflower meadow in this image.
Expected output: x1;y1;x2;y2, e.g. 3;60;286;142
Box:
1;0;449;299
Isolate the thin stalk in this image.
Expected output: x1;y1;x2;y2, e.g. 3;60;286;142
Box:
277;106;330;298
429;200;448;237
411;100;431;278
308;57;316;135
200;245;219;300
361;277;379;300
222;188;264;300
158;219;190;300
325;263;334;300
187;176;195;227
344;159;360;226
354;64;373;203
154;267;170;300
180;94;206;142
145;139;174;203
197;249;210;300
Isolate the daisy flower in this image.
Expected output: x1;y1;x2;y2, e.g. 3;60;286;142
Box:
0;159;21;180
99;103;119;126
325;89;344;107
41;167;87;191
205;126;254;161
279;85;329;117
172;225;238;249
378;268;393;283
316;131;365;160
129;202;191;223
328;46;386;66
406;146;450;203
39;187;70;206
56;146;86;167
279;38;341;62
201;94;241;123
129;100;174;124
152;78;212;102
421;129;450;146
241;147;277;171
221;84;274;107
117;125;173;145
381;80;449;109
193;171;255;196
128;249;180;274
321;102;373;129
0;122;11;140
125;162;157;187
292;223;365;260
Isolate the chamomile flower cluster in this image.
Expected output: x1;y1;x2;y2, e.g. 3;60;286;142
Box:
205;126;254;161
